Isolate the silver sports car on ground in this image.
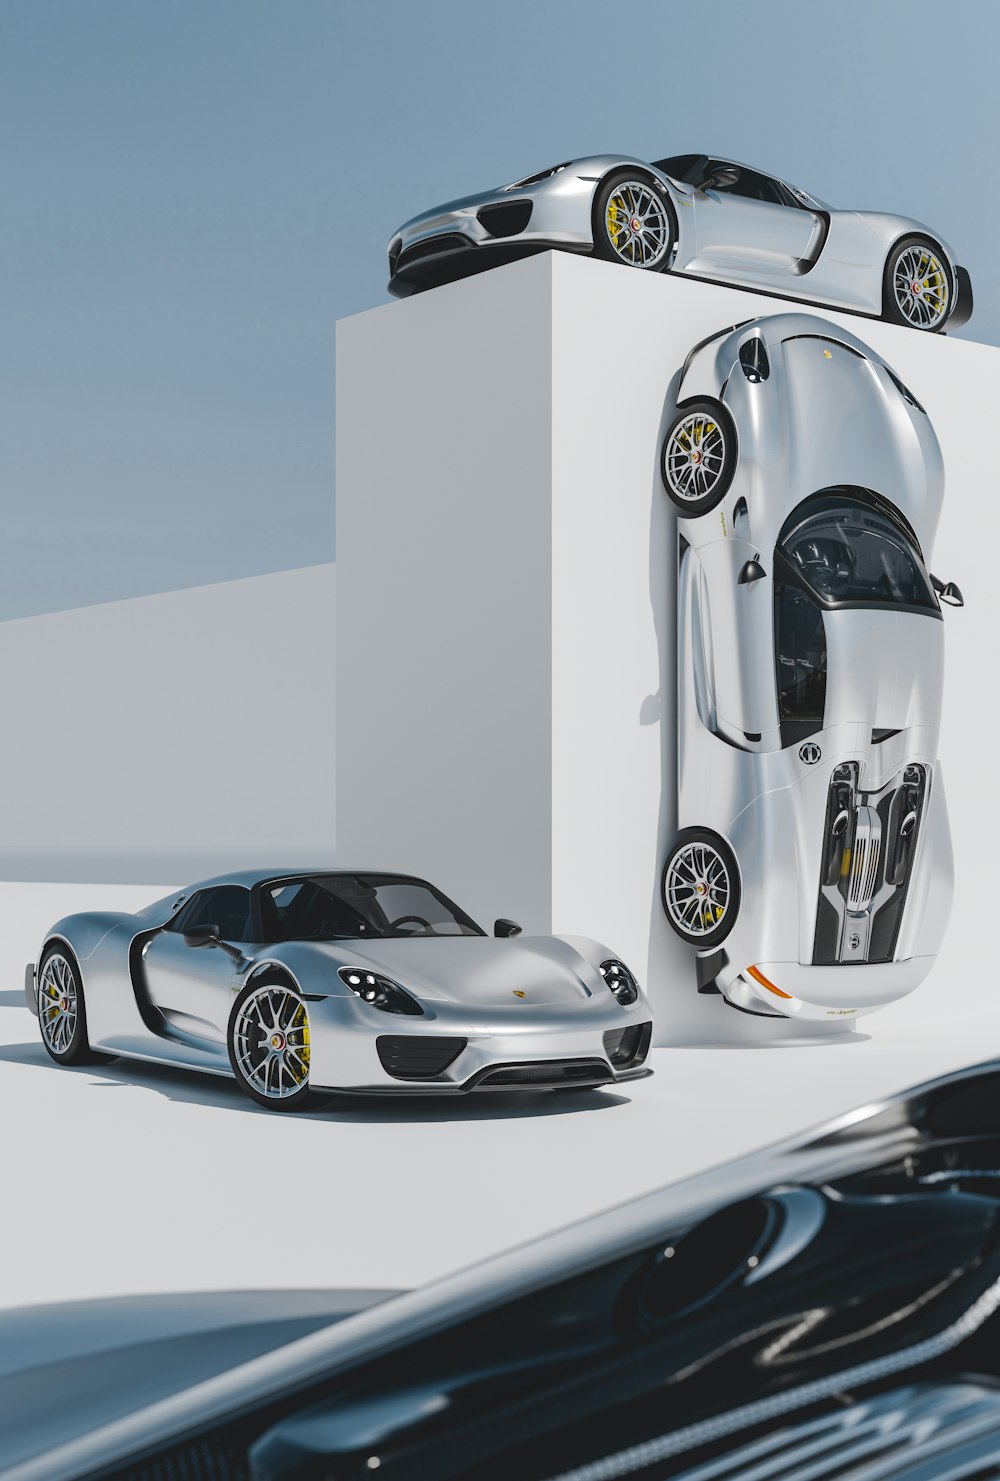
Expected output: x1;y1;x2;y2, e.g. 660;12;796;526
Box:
659;313;963;1021
388;152;972;332
25;869;652;1109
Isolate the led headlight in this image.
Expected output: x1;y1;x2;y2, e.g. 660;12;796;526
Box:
599;959;639;1006
338;968;424;1017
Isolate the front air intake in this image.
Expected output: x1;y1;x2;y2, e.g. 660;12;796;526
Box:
476;200;533;237
376;1036;466;1080
847;804;882;912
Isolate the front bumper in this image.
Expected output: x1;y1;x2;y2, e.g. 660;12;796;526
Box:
726;957;936;1021
387;171;598;296
307;995;653;1094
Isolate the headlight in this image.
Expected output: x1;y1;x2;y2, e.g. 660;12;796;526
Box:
339;968;424;1017
504;161;570;190
600;959;639;1006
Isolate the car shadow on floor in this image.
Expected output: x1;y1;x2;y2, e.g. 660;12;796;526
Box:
0;1041;633;1123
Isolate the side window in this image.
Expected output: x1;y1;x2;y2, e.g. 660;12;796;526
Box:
774;581;827;745
165;886;252;941
727;168;785;206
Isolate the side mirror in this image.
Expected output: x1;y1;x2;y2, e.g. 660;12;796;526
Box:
941;581;965;608
184;924;221;948
494;918;522;939
702;165;739;191
738;557;767;585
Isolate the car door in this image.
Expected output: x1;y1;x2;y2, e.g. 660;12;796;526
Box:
689;160;822;278
141;885;252;1043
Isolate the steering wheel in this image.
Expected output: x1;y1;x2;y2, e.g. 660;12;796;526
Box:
388;914;432;934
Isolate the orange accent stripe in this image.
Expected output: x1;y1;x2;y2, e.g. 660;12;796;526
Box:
747;965;793;1000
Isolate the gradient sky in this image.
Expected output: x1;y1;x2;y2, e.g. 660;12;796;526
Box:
2;0;996;619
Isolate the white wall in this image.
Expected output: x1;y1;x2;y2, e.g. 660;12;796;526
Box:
0;564;336;883
336;251;1000;1044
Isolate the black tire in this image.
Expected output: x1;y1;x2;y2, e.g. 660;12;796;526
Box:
660;399;737;516
882;234;953;332
592;170;675;272
37;944;104;1066
661;828;741;951
227;975;315;1112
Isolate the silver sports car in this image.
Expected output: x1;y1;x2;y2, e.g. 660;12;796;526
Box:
24;869;652;1109
660;313;963;1021
388;152;972;331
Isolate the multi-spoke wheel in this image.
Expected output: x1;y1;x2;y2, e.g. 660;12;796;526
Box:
884;235;952;331
593;171;674;271
662;829;741;950
37;946;101;1065
228;978;314;1111
660;399;736;515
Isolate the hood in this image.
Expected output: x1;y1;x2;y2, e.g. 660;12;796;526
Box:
313;935;602;1007
779;337;942;537
824;609;943;732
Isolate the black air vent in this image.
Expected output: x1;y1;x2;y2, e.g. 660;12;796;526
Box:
476;200;533;238
604;1023;652;1067
376;1036;466;1080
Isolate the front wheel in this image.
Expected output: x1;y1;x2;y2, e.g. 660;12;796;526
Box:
37;946;103;1065
883;235;952;331
660;400;736;515
662;829;741;950
228;978;314;1111
592;171;674;272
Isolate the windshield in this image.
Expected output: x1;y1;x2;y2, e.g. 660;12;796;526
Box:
778;495;938;612
260;874;485;942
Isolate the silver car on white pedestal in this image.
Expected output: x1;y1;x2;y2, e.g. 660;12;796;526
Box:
659;313;962;1021
388;152;972;333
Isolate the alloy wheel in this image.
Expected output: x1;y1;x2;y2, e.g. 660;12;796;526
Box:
664;842;732;938
605;180;671;268
892;243;950;329
38;952;79;1056
233;984;311;1101
663;412;728;504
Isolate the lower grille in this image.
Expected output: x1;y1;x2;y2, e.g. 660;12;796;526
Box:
396;233;473;270
477;1059;612;1089
603;1022;652;1067
376;1036;467;1081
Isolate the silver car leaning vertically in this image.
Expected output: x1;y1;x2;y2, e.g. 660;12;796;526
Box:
659;313;963;1021
24;869;653;1109
388;152;972;332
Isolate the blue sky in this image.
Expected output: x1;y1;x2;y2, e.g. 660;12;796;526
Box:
2;0;996;618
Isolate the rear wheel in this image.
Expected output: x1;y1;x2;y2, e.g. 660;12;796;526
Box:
660;399;736;515
593;172;674;271
662;829;741;950
883;235;952;331
37;946;103;1065
228;977;314;1112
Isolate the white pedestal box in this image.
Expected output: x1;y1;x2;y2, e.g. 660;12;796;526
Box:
336;251;998;1045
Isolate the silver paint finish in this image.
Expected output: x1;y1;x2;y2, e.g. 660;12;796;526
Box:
388;155;966;326
673;314;954;1018
31;875;652;1093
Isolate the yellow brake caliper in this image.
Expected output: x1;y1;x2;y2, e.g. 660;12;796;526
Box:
290;1003;310;1084
607;196;621;248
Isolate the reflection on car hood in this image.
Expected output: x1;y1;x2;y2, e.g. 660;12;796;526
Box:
310;935;599;1006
